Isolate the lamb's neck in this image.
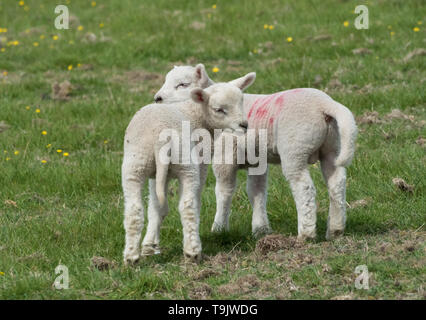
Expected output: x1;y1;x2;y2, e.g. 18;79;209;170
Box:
179;100;206;129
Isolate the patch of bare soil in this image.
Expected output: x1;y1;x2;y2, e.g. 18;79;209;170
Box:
403;48;426;62
188;282;212;299
91;256;117;271
352;48;373;55
312;34;332;42
415;136;426;146
392;178;414;193
255;234;298;255
348;198;371;209
217;274;261;295
192;268;220;281
0;121;10;133
51;80;73;101
357;109;424;127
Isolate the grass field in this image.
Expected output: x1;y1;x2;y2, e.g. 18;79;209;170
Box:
0;0;425;299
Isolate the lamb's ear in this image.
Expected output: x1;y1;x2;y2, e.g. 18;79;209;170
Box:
190;88;209;104
194;64;211;88
229;72;256;91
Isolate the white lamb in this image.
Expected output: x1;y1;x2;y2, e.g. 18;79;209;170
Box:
122;72;256;265
154;64;358;241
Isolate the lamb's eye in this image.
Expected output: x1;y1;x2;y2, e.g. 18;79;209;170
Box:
176;83;190;89
215;108;226;115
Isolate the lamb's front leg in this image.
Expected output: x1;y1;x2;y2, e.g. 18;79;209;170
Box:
141;179;169;256
247;170;271;237
211;164;238;232
179;174;202;262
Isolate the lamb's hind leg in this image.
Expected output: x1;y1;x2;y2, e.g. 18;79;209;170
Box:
122;168;145;265
141;179;169;256
247;171;271;237
320;154;347;240
280;155;317;240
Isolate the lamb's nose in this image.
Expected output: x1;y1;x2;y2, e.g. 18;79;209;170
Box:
239;121;248;130
155;96;163;103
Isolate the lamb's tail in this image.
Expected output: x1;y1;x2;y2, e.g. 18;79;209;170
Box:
155;160;169;208
322;101;358;167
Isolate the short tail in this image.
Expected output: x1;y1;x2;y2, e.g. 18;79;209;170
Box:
322;101;358;167
155;160;169;208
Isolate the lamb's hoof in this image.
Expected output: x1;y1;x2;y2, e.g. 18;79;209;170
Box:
211;223;228;233
252;225;272;238
297;232;316;243
326;229;344;240
184;251;202;264
123;254;140;266
141;244;161;256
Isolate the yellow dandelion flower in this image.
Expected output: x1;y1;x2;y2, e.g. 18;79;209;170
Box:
390;31;395;36
343;21;349;27
3;150;7;154
5;157;11;161
212;67;219;73
0;271;4;275
33;42;39;47
52;35;58;40
19;1;24;7
14;150;19;155
0;48;5;53
13;40;19;46
25;106;30;110
2;71;7;76
41;160;47;164
36;108;41;113
68;65;73;71
286;36;293;42
99;23;104;28
57;149;62;153
63;152;69;157
104;140;109;144
46;144;52;148
263;24;268;29
40;34;45;40
413;27;420;32
42;130;47;135
268;25;274;30
91;1;96;7
77;25;84;31
77;63;81;68
212;4;216;9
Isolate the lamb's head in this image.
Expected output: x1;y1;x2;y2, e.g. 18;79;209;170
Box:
154;64;213;103
190;72;256;132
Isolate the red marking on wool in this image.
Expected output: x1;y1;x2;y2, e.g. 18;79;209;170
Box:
255;106;268;118
247;97;263;119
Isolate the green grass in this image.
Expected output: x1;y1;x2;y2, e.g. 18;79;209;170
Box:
0;0;425;299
